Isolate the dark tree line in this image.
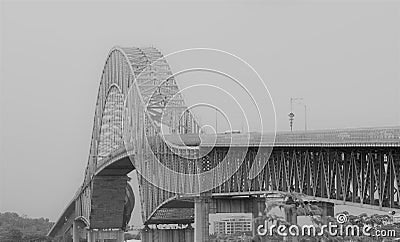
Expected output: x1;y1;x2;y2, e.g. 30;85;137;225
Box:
0;212;53;242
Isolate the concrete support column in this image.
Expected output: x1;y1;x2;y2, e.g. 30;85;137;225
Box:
141;225;151;242
284;206;298;225
87;230;94;242
194;196;209;242
252;196;265;238
185;224;195;242
72;221;79;242
90;176;129;229
116;229;124;242
284;206;298;242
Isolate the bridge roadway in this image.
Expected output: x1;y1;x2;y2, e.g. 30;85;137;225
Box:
47;46;400;242
166;126;400;147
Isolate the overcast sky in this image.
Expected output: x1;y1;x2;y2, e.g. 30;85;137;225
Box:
0;0;399;226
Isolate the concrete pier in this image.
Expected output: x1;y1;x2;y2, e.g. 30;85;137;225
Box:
194;197;210;242
141;226;194;242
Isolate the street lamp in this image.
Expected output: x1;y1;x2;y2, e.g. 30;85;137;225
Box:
289;98;308;132
288;112;295;132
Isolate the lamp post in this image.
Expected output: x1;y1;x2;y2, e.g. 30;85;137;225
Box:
289;98;308;132
288;112;295;132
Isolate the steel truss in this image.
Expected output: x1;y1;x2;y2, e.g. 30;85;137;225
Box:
51;47;400;237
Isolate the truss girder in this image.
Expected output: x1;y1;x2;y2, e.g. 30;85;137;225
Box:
207;147;400;209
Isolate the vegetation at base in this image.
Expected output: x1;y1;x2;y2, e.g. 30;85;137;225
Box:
0;212;54;242
209;231;253;241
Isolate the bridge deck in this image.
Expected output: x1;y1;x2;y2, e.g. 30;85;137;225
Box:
165;126;400;147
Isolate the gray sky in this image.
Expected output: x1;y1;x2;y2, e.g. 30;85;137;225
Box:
0;0;399;226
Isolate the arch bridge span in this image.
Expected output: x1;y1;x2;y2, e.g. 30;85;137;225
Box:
48;46;400;242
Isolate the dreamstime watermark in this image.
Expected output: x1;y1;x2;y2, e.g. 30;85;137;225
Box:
257;213;397;238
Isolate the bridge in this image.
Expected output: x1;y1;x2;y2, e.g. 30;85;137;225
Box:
48;46;400;242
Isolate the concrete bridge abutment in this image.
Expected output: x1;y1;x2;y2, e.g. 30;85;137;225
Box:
90;175;130;229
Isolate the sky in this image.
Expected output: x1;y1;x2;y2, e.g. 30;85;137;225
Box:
0;0;399;226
